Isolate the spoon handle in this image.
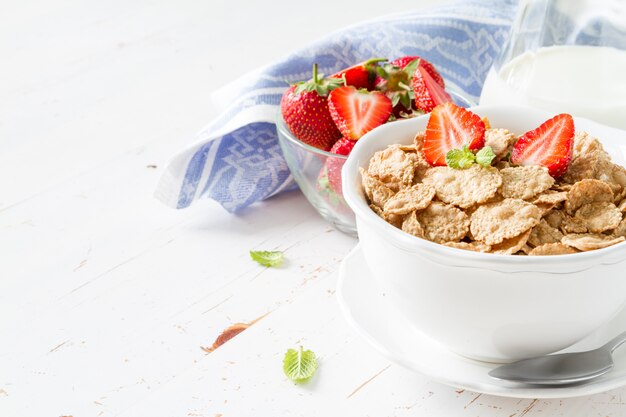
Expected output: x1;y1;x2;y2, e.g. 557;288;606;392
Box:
601;331;626;354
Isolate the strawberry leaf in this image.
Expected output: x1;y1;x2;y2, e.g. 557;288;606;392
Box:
397;81;412;91
403;57;421;77
391;93;401;107
399;92;411;109
250;250;284;267
283;346;317;383
375;66;388;79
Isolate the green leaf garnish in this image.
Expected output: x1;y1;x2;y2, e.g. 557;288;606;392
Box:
446;145;476;169
283;346;317;383
476;146;496;167
250;250;284;267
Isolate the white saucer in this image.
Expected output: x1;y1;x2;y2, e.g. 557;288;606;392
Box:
337;244;626;398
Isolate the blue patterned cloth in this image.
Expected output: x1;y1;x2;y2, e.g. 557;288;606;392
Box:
155;0;517;212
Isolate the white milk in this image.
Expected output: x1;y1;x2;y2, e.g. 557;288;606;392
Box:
480;45;626;130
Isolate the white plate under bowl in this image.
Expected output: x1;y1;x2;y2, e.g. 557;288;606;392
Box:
336;244;626;399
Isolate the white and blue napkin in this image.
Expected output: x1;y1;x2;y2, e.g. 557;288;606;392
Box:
155;0;516;212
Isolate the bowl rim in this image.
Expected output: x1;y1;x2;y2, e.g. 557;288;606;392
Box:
342;103;626;270
275;110;349;159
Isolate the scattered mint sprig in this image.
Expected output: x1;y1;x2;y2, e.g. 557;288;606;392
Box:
249;250;284;267
445;145;495;169
283;346;318;383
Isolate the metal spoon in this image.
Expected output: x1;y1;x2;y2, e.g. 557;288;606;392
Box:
489;331;626;385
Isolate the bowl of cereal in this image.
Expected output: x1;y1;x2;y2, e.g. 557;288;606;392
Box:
342;103;626;362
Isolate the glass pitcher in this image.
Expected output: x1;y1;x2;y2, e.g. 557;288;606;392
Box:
480;0;626;130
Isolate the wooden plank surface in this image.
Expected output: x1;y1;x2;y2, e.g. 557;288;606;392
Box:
2;0;626;416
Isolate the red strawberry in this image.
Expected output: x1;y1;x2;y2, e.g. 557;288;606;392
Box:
325;137;357;194
411;65;453;113
423;102;486;166
330;58;386;90
328;86;392;140
280;64;343;150
389;56;445;87
511;113;575;177
374;56;447;118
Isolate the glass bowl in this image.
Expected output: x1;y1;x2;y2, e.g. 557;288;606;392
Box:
276;89;475;236
276;113;358;236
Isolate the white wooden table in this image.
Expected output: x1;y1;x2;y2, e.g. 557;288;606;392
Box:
2;1;626;415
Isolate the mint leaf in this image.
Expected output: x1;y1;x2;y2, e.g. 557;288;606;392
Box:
446;145;475;169
250;250;284;267
476;146;496;167
283;346;317;383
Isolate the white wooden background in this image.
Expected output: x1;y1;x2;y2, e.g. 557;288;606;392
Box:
2;0;626;416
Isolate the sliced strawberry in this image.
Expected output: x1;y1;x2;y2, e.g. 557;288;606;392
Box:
325;137;357;194
330;58;386;90
423;102;486;166
411;65;453;113
280;64;343;150
328;86;392;140
511;113;575;177
389;56;445;87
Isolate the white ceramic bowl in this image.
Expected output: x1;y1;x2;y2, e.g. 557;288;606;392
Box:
342;104;626;363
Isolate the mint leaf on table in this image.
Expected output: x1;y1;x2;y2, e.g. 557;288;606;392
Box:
249;250;284;267
476;146;496;167
445;144;476;169
283;346;317;383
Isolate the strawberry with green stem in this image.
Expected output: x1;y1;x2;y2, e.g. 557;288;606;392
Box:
374;56;447;117
280;64;343;150
330;58;387;90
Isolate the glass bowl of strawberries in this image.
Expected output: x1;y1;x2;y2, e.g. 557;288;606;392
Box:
277;57;473;236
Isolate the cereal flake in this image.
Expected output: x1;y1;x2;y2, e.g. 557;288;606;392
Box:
614;218;626;238
574;201;622;233
528;219;564;247
529;243;579;256
484;128;516;161
470;198;542;245
533;190;568;206
416;202;469;243
361;168;394;208
565;179;614;214
561;233;625;251
491;229;532;255
367;145;417;190
499;166;554;200
443;241;491;253
401;211;425;238
383;183;435;215
422;165;502;208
